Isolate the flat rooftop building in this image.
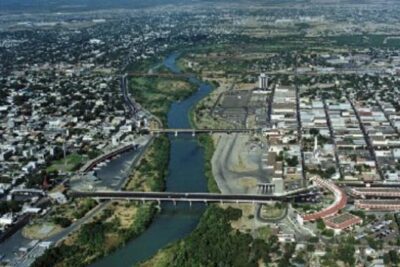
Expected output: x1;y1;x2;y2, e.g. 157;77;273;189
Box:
324;212;362;231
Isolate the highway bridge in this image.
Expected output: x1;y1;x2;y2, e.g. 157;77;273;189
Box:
69;191;317;205
146;128;280;136
127;72;193;79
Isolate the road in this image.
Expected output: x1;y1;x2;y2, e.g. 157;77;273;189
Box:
295;77;306;188
346;94;384;180
121;74;162;127
322;97;344;179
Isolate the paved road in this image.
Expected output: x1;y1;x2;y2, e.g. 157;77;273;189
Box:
256;204;288;223
322;97;344;179
294;78;306;187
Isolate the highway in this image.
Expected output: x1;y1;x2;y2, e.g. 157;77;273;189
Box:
69;190;316;204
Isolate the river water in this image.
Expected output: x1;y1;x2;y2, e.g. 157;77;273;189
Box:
91;52;212;267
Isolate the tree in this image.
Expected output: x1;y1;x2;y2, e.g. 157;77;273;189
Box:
0;200;22;214
310;128;319;136
286;156;299;167
78;221;106;251
53;217;72;228
337;242;355;266
323;167;336;178
316;219;326;230
322;229;334;237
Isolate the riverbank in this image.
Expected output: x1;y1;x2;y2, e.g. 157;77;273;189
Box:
197;134;220;194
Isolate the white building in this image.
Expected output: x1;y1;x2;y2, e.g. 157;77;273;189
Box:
258;73;268;90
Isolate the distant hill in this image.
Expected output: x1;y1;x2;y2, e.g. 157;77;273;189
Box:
0;0;198;13
0;0;396;13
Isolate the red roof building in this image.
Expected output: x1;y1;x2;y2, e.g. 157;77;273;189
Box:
301;177;347;222
324;212;362;231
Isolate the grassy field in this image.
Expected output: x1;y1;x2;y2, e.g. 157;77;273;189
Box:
129;76;197;126
46;153;86;172
259;203;287;220
22;222;62;240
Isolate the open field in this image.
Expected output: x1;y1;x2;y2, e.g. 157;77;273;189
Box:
46;153;86;172
22;223;62;240
260;203;287;220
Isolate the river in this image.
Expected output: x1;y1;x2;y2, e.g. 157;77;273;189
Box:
91;52;213;267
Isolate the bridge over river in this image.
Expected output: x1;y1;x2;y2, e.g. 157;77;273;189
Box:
145;128;282;136
70;190;317;205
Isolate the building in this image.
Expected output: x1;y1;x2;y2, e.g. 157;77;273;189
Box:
355;200;400;211
324;212;362;232
351;187;400;198
258;73;268;90
0;213;15;226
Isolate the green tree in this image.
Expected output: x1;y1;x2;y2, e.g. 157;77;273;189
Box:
316;219;326;230
337;242;355;266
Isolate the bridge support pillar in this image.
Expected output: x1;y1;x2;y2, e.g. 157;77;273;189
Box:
175;131;178;137
141;198;145;204
157;199;161;205
220;200;224;206
173;199;176;206
204;200;208;206
259;185;264;194
192;131;195;137
189;200;192;207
